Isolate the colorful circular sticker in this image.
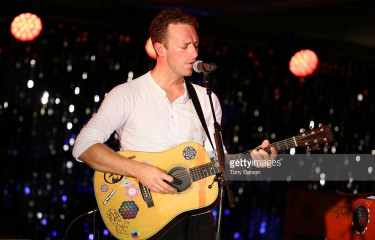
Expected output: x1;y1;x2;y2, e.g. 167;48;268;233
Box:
131;230;140;239
126;184;140;199
101;184;109;192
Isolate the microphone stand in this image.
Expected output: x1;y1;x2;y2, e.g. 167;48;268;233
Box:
201;71;235;240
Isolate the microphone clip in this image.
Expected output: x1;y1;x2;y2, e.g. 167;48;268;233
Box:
193;60;217;74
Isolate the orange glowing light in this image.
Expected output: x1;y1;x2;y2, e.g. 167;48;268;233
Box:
145;37;156;60
289;49;318;77
11;13;43;41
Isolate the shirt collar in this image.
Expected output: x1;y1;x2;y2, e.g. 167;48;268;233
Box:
147;71;189;104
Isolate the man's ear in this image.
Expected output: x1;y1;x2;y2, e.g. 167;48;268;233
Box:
154;42;165;57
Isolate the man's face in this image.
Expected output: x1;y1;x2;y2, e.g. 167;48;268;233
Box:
164;23;199;77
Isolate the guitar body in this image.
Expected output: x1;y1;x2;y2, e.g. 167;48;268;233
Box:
93;124;335;239
94;142;219;240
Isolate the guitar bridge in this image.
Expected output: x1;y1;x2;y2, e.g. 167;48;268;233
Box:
139;182;154;208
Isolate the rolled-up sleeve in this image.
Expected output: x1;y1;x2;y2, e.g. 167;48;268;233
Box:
72;84;130;160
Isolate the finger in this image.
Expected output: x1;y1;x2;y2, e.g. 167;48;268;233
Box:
161;172;174;183
261;139;270;148
250;150;261;160
252;155;266;168
160;173;177;192
149;184;163;193
270;147;278;160
151;182;172;193
159;181;177;193
258;149;269;160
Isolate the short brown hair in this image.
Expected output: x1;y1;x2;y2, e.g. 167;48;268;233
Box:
149;8;199;48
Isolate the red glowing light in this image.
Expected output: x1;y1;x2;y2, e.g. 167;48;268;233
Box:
145;37;156;60
11;13;42;41
289;49;318;77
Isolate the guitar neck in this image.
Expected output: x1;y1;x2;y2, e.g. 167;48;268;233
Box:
188;124;334;182
267;137;297;152
188;137;297;182
189;161;221;182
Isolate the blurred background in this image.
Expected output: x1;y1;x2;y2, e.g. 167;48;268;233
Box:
1;0;375;239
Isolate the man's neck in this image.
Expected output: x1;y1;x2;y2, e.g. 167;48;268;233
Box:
151;65;184;89
151;66;185;103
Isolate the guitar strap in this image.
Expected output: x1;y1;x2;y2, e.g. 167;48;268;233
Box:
186;81;215;150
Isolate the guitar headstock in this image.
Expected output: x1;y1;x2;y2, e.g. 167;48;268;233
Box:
295;124;335;151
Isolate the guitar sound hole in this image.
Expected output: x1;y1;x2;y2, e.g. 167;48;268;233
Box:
167;167;191;192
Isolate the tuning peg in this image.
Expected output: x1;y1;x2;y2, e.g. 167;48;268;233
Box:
318;123;323;127
300;128;305;133
316;145;321;150
325;143;330;149
306;146;311;153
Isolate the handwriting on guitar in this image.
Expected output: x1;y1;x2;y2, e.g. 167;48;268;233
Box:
107;208;130;235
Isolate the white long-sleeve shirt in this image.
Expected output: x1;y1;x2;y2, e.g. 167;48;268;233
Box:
72;71;223;160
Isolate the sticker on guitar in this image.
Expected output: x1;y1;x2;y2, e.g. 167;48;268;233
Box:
119;200;139;220
126;184;140;199
182;145;197;161
104;173;123;184
120;177;134;187
107;208;130;236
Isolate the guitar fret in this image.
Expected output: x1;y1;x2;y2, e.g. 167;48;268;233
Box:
199;166;204;179
209;165;214;175
190;168;196;181
292;136;297;147
197;166;203;180
204;166;209;176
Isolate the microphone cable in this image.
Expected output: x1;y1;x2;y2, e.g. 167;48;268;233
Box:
64;208;99;240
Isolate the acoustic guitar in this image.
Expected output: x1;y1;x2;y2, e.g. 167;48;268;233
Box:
94;124;334;239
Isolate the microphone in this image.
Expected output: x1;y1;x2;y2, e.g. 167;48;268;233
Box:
193;60;217;74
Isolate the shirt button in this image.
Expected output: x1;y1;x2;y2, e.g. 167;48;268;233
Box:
171;115;173;118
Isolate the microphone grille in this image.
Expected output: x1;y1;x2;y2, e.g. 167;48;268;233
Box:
193;60;202;73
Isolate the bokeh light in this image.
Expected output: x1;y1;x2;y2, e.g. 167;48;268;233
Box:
145;37;156;60
11;13;42;41
289;49;318;77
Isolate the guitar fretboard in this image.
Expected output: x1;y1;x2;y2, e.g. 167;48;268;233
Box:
268;137;297;152
189;162;220;182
